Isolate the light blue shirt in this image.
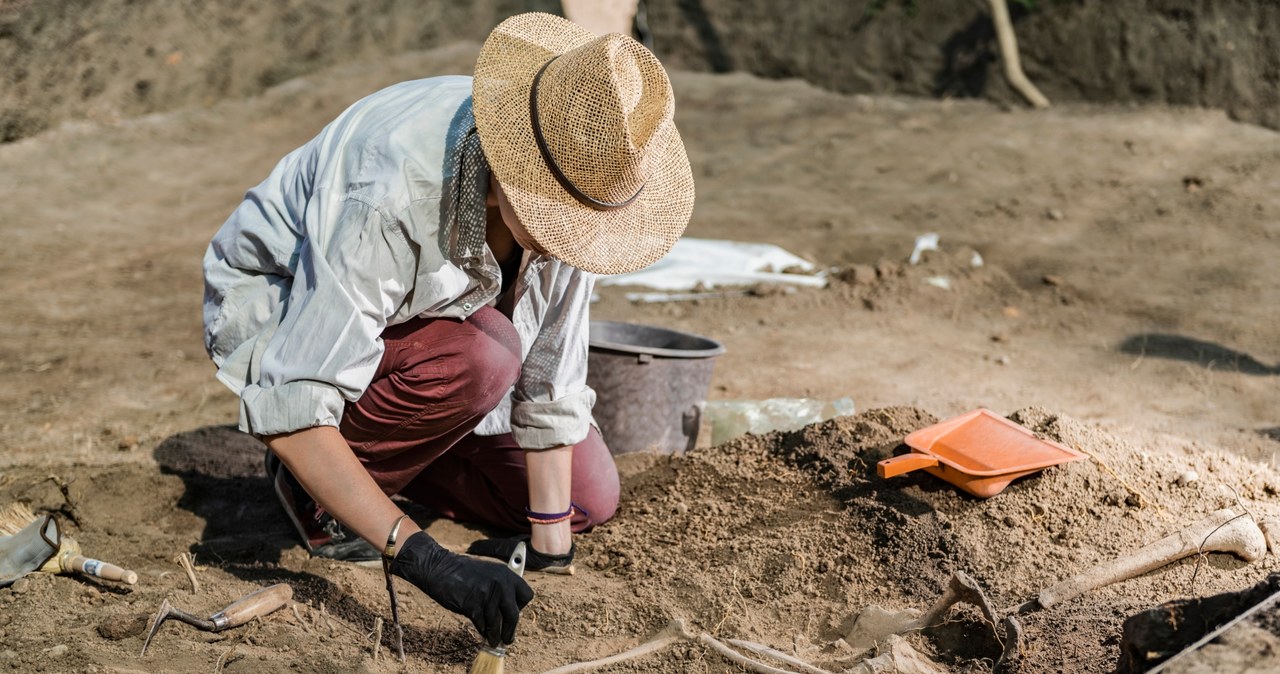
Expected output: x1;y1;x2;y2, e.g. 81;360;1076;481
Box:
202;76;596;449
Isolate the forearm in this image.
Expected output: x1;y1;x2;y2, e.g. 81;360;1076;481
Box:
525;444;573;555
265;425;420;554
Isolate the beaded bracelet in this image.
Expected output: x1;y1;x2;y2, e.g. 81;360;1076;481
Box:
526;502;590;525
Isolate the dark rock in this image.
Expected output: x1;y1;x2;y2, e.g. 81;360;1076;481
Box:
97;612;150;641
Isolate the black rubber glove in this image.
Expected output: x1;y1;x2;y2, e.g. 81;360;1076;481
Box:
467;535;575;573
390;531;534;647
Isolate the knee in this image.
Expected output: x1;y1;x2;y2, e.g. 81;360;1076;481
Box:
453;311;521;415
574;485;619;531
571;428;620;531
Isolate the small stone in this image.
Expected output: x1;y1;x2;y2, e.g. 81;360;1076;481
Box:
1042;274;1063;287
1003;306;1021;318
673;502;688;516
46;644;68;657
1046;207;1065;221
849;264;877;285
117;435;139;451
1175;470;1199;486
995;355;1010;366
1002;516;1018;528
97;613;149;640
876;261;901;278
10;578;29;594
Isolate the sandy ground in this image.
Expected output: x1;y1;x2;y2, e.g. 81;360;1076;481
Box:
2;42;1280;673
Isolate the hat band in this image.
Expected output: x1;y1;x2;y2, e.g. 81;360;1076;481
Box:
529;56;645;212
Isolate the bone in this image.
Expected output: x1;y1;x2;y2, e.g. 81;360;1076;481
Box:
699;633;803;674
1258;518;1280;554
846;605;919;650
539;619;695;674
914;571;999;630
726;639;833;674
847;572;1001;651
993;615;1023;674
1038;508;1266;609
847;635;948;674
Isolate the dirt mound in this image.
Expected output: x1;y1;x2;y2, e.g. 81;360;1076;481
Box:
583;406;1280;673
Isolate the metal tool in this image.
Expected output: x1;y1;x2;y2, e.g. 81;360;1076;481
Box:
381;516;410;662
508;541;527;577
140;583;293;656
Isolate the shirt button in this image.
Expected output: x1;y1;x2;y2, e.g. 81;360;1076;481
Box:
462;302;473;311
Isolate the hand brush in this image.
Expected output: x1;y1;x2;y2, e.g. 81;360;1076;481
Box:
0;503;138;584
469;541;527;674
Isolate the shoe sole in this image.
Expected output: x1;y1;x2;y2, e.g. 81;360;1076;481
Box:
265;449;383;566
266;449;319;554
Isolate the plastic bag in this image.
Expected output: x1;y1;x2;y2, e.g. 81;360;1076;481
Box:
704;397;856;446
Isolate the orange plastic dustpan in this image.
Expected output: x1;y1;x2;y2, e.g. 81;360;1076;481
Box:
877;409;1087;498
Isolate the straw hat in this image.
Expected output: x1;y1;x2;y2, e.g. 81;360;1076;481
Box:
473;12;695;275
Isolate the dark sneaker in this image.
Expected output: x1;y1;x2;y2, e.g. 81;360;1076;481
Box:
264;450;381;563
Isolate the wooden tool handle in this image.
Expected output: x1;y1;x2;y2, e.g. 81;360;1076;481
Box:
877;453;940;479
210;584;293;630
66;554;138;585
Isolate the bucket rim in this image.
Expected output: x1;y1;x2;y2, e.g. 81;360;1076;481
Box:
588;320;726;359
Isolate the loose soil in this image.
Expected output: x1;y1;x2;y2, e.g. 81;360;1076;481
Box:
3;35;1280;674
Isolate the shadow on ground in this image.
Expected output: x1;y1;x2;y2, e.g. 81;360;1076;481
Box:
151;425;475;662
152;425;290;566
1119;333;1278;375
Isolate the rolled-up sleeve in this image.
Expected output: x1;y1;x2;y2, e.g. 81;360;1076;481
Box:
237;195;415;436
509;261;597;449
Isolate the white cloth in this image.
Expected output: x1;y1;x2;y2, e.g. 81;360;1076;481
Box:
598;238;825;290
202;76;596;449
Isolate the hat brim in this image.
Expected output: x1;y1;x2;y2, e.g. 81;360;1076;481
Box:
472;12;695;276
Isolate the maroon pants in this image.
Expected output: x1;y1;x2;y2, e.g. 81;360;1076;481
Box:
338;306;618;533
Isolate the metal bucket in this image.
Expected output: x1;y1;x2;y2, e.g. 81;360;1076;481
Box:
587;320;726;455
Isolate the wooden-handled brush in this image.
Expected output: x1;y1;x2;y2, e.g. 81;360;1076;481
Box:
0;503;138;584
469;542;527;674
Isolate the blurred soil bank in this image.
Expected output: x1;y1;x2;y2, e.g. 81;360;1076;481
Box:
3;0;1278;144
